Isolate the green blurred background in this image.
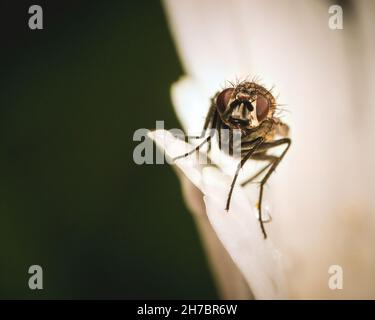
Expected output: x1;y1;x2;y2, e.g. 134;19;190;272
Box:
0;0;217;298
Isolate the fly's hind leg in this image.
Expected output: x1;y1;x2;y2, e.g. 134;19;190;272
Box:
240;154;278;187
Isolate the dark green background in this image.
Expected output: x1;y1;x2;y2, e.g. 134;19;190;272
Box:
0;0;217;299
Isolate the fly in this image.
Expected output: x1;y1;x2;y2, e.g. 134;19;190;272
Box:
173;80;291;239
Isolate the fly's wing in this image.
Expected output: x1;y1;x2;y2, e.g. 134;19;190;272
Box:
274;120;289;137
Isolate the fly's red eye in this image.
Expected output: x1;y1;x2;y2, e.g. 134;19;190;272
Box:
216;88;234;113
256;95;269;121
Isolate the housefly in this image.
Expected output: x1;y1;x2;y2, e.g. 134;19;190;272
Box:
173;81;291;239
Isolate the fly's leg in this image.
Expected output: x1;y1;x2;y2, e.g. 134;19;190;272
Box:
173;107;218;162
240;154;278;187
240;154;278;224
256;138;291;239
225;137;264;212
241;162;272;186
185;102;217;141
173;136;212;161
188;103;217;156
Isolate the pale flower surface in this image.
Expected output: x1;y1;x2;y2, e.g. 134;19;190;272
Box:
149;130;287;299
157;0;375;299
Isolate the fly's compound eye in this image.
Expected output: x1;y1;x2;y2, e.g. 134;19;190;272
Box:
216;88;234;113
256;94;270;121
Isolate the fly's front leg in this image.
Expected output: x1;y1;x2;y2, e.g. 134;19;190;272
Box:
225;137;264;212
257;138;291;239
173;108;218;162
192;103;218;157
186;102;217;141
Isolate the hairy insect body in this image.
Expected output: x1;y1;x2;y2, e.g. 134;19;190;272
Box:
173;81;291;239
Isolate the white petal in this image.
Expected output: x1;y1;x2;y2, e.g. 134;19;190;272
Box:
149;130;287;299
163;0;375;298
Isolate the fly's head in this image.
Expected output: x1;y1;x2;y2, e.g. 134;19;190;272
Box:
215;81;276;131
